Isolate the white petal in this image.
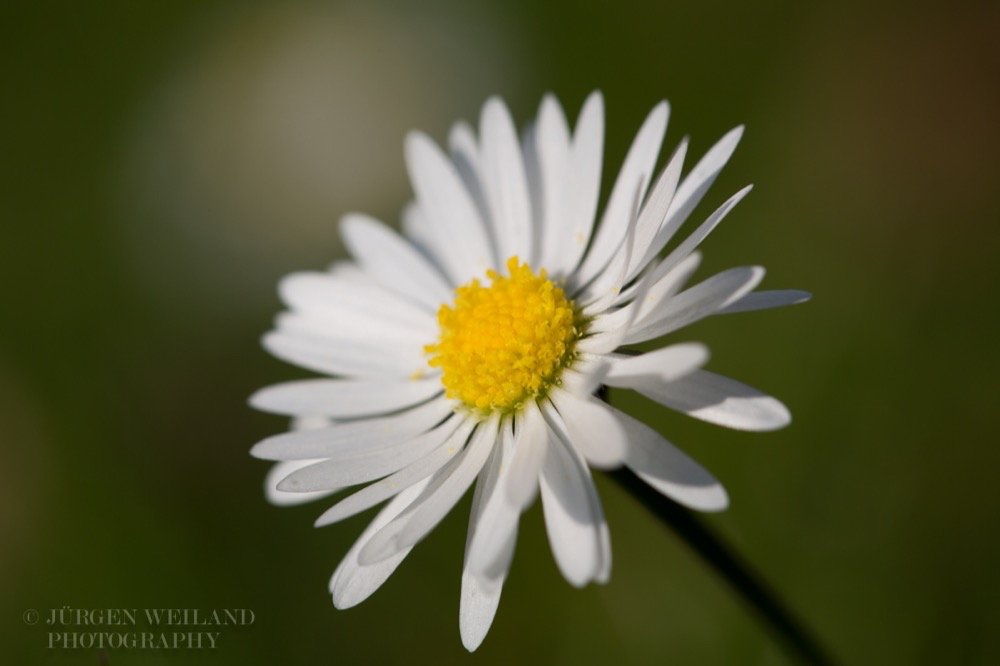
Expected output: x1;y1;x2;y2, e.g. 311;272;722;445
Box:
658;185;752;282
661;125;744;242
520;121;543;263
358;416;500;565
405;131;497;283
330;477;431;609
448;121;491;228
557;361;610;397
400;202;440;266
716;289;813;314
268;275;434;378
574;248;659;354
542;91;604;278
276;414;462;492
607;405;728;511
264;460;338;506
597;521;612;583
587;250;702;335
289;414;333;431
249;377;442;418
534;94;572;273
274;309;425;349
340;213;453;310
314;418;475;526
596;128;744;305
578;184;643;314
539;420;611;587
545;390;627;469
574;101;669;289
467;420;521;579
460;419;516;652
465;505;518;590
623;266;765;344
624;138;688;282
631;369;792;431
263;326;421;379
465;418;514;552
250;397;454;460
604;343;710;387
504;401;548;508
279;270;436;334
460;568;504;652
480;98;533;264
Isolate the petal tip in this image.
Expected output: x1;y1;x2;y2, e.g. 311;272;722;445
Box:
249;439;275;460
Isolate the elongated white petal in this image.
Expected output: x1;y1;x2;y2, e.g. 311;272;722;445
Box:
624;266;765;344
460;568;504;652
314;418;474;526
548;91;604;277
607;405;728;511
624;138;688;282
465;419;513;552
535;95;572;273
716;289;813;314
587;251;702;335
578;136;688;311
575;101;669;288
280;271;436;334
575;248;658;354
249;377;442;419
467;420;521;579
274;309;425;352
632;369;792;431
448;120;491;227
480;98;533;264
461;419;516;652
604;343;710;387
660;126;744;243
276;414;462;492
330;477;431;609
520;121;543;262
358;416;500;565
340;213;453;310
269;279;433;377
578;183;643;314
656;185;752;278
539;420;610;587
400;202;442;267
263;327;420;379
545;390;626;469
405;131;496;283
465;496;519;584
504;401;548;508
278;438;442;493
251;397;453;460
265;460;338;506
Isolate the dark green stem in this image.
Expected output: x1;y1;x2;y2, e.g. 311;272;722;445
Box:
607;467;835;666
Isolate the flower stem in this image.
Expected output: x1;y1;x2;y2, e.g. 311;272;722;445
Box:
607;467;835;666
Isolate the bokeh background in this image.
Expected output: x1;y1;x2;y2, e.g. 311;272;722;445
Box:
4;0;999;663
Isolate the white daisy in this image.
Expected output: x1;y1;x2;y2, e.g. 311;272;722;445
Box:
250;92;809;651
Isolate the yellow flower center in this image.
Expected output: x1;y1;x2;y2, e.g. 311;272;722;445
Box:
426;257;579;413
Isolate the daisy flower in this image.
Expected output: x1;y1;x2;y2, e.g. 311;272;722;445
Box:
250;92;809;651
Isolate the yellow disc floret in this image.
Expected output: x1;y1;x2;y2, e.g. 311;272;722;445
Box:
426;257;579;413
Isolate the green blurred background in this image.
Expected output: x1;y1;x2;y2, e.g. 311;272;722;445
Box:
4;0;999;663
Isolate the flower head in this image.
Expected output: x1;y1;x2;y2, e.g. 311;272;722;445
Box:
250;92;809;651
